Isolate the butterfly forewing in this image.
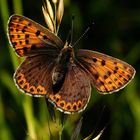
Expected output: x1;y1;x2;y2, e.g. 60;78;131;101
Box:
49;63;91;114
14;55;54;96
8;15;63;56
77;49;135;94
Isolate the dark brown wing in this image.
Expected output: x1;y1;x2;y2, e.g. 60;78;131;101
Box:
7;14;64;57
76;49;135;94
14;55;54;96
49;63;91;114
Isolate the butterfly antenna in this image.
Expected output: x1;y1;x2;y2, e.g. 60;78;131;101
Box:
65;15;75;46
66;15;74;46
70;15;75;46
73;21;94;47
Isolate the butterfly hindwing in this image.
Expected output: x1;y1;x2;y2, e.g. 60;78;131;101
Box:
77;49;135;94
8;15;63;57
14;55;54;96
49;63;91;114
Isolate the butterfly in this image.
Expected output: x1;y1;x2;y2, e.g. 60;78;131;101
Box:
7;15;136;114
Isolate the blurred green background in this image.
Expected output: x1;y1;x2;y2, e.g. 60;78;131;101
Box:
0;0;140;140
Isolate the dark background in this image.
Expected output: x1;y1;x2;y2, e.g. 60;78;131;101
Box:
0;0;140;140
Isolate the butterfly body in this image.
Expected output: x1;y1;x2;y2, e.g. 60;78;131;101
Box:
8;15;136;114
52;44;75;85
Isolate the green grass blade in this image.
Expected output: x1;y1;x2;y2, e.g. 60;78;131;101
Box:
13;0;23;14
0;94;13;140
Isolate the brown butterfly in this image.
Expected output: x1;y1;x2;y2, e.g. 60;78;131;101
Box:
7;15;135;114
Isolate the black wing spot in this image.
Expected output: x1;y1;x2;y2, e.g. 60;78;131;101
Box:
114;70;117;74
22;29;26;33
37;88;40;92
123;66;127;69
127;74;131;80
43;35;48;40
78;103;82;108
19;80;24;85
9;23;14;26
118;82;122;86
25;34;30;38
56;98;60;102
115;66;119;70
25;40;29;44
11;35;14;38
112;86;116;90
101;60;106;66
114;78;117;81
23;85;28;89
114;62;117;65
36;30;40;36
94;74;99;80
67;105;71;110
30;88;34;92
123;78;127;82
28;23;32;26
119;75;122;78
92;58;97;62
73;105;77;110
17;75;22;80
60;102;64;107
19;41;22;44
107;71;112;76
100;81;105;85
108;81;112;84
10;28;14;31
23;26;28;29
12;17;17;20
19;18;23;22
104;75;108;79
13;42;17;47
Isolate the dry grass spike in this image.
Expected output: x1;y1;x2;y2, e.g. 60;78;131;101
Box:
57;0;64;30
42;5;54;32
42;0;64;34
